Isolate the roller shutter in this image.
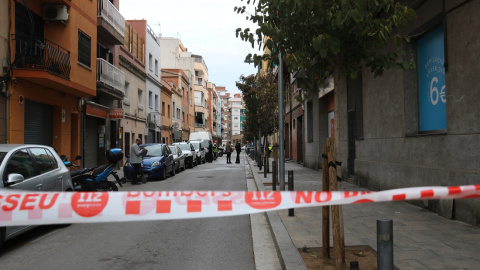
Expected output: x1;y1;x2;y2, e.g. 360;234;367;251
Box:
24;100;53;146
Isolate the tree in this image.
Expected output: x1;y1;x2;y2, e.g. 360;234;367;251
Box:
235;1;416;267
236;74;278;148
235;0;416;168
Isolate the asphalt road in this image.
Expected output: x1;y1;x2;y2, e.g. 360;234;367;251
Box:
0;156;254;270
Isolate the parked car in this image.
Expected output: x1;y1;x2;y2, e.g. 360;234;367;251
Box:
172;142;196;168
123;143;175;180
169;145;186;173
190;140;206;164
189;131;212;157
0;144;74;248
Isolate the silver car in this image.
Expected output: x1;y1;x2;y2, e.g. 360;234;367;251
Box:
169;145;186;173
0;144;74;248
172;142;196;168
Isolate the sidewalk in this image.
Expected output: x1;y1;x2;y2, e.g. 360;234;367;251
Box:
245;155;480;270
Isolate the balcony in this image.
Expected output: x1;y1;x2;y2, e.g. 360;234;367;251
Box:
13;35;71;79
195;123;205;128
97;0;125;45
96;58;125;100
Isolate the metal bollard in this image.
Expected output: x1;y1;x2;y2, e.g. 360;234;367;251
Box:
259;154;263;170
272;161;276;191
350;261;359;270
266;156;269;173
377;219;393;270
288;170;294;216
264;156;267;178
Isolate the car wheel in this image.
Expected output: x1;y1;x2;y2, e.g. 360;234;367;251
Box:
160;166;166;180
176;162;180;173
170;163;176;176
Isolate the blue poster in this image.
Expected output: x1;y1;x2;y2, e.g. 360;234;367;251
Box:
417;26;446;132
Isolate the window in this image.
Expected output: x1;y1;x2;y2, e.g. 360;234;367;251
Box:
417;26;446;132
155;59;159;76
138;89;143;109
124;82;130;99
78;30;91;67
155;95;159;111
149;54;153;71
162;101;165;115
30;148;58;174
172;102;176;117
149;91;153;108
4;149;35;180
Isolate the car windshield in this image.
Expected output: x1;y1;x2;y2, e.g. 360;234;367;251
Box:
177;144;191;151
143;145;163;157
168;146;177;155
191;142;200;150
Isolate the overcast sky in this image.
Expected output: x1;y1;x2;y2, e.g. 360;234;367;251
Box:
119;0;260;94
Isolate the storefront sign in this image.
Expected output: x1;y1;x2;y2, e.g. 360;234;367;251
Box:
109;108;124;119
86;102;108;118
417;26;446;132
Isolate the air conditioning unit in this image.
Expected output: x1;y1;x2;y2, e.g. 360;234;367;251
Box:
43;5;69;21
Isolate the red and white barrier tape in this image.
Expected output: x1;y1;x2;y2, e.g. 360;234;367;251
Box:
0;185;479;226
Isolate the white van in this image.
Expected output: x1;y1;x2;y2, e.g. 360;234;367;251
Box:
189;131;213;153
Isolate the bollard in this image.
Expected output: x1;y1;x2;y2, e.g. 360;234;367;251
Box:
288;170;294;216
377;219;393;270
264;156;267;178
272;161;276;191
350;261;359;270
264;155;270;173
259;154;263;171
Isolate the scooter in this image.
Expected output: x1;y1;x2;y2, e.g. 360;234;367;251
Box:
62;149;126;191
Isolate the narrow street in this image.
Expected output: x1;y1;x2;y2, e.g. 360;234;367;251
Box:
0;157;255;270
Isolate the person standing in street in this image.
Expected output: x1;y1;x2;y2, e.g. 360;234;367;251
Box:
207;140;213;163
235;140;241;164
226;141;232;164
130;138;145;185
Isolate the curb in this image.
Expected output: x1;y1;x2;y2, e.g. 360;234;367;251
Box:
246;156;308;270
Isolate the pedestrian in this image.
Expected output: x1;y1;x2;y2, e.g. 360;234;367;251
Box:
207;140;213;163
235;140;241;164
213;143;218;160
130;138;145;185
226;141;232;164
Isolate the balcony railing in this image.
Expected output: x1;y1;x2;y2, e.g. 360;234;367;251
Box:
195;123;205;128
98;0;125;39
13;35;71;79
97;58;125;93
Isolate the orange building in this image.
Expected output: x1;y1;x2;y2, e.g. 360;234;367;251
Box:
6;0;97;162
160;79;173;144
162;69;192;141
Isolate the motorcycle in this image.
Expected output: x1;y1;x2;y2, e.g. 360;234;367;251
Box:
62;149;126;191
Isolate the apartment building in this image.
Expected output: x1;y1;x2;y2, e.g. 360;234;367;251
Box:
192;54;209;132
116;20;146;163
159;37;195;140
4;0;98;163
216;87;230;145
162;69;190;142
160;78;173;144
229;93;244;139
128;20;162;144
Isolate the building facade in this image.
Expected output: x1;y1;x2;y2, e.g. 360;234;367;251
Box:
5;0;98;165
117;21;146;164
300;0;480;226
193;54;209;132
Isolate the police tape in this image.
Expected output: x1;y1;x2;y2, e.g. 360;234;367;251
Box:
0;184;479;226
